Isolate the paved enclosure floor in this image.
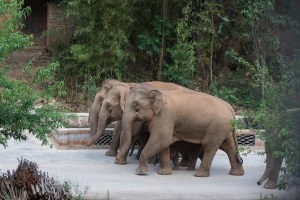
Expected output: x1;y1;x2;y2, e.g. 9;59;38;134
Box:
0;134;299;200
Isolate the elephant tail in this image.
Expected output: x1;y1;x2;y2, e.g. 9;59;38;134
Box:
230;107;243;165
232;128;243;165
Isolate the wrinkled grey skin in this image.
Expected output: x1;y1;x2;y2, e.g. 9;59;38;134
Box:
88;79;133;156
170;141;204;171
257;142;283;189
88;80;191;157
116;83;244;177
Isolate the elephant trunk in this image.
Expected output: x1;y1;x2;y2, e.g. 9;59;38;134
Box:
87;108;109;146
118;111;134;160
89;95;102;137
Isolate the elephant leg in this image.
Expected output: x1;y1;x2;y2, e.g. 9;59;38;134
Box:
116;121;144;165
171;150;180;170
129;136;137;157
115;130;131;165
220;138;244;176
136;132;172;175
105;120;122;156
179;153;190;167
264;157;283;189
198;147;204;161
158;147;172;175
136;143;144;160
187;150;199;171
195;133;229;177
195;140;221;177
257;144;273;185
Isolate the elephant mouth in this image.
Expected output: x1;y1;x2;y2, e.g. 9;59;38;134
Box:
135;115;148;122
108;116;121;122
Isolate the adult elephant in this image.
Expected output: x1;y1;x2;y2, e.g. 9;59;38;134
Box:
115;83;244;177
87;81;191;157
88;79;134;156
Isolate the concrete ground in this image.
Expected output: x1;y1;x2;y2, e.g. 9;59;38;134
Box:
0;134;299;200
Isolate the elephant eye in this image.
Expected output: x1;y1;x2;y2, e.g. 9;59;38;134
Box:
106;103;112;112
132;101;140;112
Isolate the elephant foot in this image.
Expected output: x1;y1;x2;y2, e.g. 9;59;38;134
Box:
194;168;210;177
158;166;172;175
148;156;156;164
264;179;277;189
187;167;195;171
229;167;244;176
114;157;127;165
136;164;148;175
105;149;118;157
172;166;180;171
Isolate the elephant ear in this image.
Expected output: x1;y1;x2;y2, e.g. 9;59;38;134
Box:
119;88;128;112
149;90;165;115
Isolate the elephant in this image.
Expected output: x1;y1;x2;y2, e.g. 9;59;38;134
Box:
170;141;204;171
257;141;283;189
87;81;191;157
129;130;150;160
116;83;244;177
89;79;134;156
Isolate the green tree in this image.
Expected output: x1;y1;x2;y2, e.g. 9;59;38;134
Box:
0;0;68;147
0;0;32;62
56;0;135;87
221;0;300;189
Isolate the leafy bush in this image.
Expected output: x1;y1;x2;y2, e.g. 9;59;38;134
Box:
0;0;68;147
55;0;135;87
0;0;32;62
254;51;300;190
162;3;196;86
0;69;68;147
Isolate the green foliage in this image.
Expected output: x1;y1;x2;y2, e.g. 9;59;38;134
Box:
56;0;135;87
34;62;67;98
137;15;173;80
254;51;300;190
0;0;33;63
211;85;239;106
0;1;68;147
63;180;89;200
162;3;196;86
0;70;68;147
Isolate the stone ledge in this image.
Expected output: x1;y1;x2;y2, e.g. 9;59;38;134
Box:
51;113;264;149
51;128;113;150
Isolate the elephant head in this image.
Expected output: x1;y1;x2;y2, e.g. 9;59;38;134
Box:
89;79;131;138
87;85;129;146
116;84;167;164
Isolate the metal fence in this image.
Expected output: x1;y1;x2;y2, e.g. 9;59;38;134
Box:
94;133;256;147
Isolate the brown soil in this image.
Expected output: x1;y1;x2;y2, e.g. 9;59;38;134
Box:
2;44;89;112
4;45;52;82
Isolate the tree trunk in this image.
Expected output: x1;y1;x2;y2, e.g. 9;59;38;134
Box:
158;0;167;81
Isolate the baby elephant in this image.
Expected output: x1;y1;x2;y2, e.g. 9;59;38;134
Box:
170;141;204;171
